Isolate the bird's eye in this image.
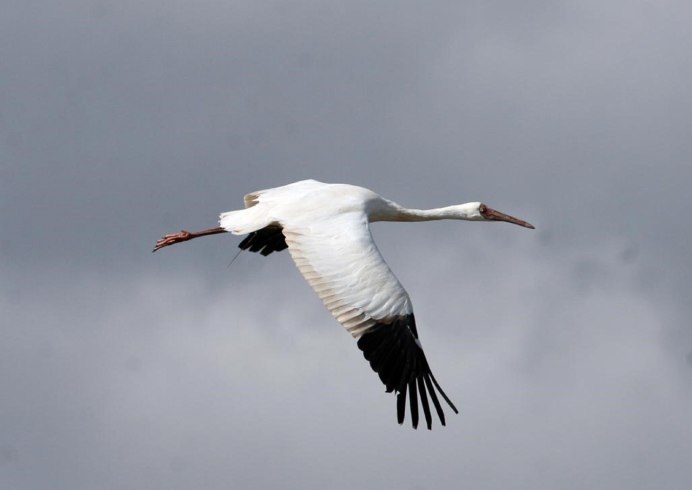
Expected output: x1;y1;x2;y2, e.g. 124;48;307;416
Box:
479;204;486;214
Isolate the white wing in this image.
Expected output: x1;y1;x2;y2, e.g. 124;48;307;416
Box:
283;211;410;337
282;211;458;429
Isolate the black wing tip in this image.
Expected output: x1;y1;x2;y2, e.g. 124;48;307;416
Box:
409;379;419;429
397;387;407;425
403;374;457;430
396;372;458;430
358;315;459;430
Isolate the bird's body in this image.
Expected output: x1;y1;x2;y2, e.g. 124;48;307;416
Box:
154;179;534;429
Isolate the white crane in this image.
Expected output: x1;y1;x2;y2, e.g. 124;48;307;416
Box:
153;179;534;429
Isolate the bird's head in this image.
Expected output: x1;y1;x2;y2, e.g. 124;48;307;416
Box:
464;202;535;229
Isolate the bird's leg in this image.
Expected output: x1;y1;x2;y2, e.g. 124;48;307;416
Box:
152;226;227;252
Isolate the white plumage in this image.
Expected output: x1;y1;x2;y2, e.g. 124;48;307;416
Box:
154;179;534;429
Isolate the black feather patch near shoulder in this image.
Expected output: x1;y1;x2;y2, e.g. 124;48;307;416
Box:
238;225;288;256
356;314;458;430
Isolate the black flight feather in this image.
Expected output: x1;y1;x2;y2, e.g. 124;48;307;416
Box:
356;314;457;429
238;225;288;256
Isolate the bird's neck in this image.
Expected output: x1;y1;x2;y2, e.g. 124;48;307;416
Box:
371;201;481;222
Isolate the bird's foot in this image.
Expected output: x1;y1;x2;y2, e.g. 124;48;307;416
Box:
152;230;192;252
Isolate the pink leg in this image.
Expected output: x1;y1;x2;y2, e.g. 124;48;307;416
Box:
152;227;227;252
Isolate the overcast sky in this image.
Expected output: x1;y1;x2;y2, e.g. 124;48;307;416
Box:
2;1;692;489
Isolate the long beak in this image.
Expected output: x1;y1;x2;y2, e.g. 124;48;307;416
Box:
482;207;535;229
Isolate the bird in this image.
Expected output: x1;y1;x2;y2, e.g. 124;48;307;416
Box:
153;179;534;429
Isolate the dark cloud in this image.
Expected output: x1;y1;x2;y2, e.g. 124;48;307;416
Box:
2;1;692;488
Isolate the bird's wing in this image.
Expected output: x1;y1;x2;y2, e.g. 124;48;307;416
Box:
283;211;458;429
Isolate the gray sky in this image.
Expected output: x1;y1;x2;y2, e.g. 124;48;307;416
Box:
2;1;692;488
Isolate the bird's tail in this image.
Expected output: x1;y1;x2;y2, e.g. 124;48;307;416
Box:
219;207;271;236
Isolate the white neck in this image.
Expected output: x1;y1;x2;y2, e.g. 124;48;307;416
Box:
371;201;483;222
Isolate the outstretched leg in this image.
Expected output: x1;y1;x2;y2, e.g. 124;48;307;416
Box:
153;227;227;252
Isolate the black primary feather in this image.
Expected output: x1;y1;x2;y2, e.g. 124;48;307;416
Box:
356;314;458;429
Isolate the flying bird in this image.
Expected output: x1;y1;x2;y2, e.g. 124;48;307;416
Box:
153;179;534;429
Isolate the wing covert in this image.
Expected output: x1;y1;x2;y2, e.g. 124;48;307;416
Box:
282;212;410;337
